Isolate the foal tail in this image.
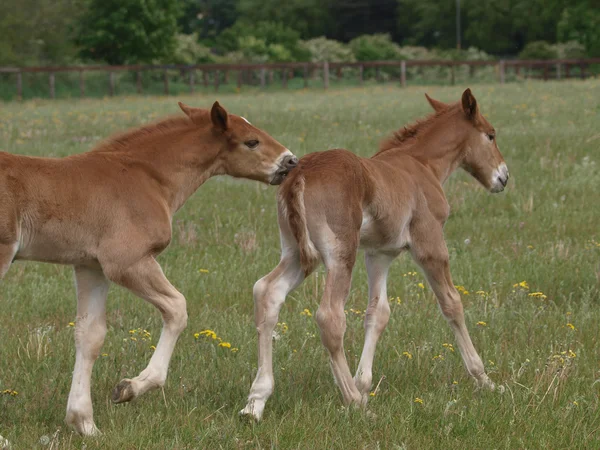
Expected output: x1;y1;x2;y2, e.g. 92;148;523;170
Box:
279;175;319;276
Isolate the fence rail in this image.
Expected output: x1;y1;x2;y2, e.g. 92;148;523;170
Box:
2;58;599;101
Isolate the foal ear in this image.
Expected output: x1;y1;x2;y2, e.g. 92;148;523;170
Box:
461;88;479;120
178;101;194;118
425;93;447;112
210;101;229;131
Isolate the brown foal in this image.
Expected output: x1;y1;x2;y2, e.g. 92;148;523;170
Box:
0;101;297;435
241;89;509;420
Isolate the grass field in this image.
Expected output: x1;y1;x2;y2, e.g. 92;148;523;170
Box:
1;81;599;449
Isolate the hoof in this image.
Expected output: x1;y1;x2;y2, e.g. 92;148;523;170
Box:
0;434;11;450
239;402;263;422
112;379;136;404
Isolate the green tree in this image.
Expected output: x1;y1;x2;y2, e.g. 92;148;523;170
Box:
76;0;181;64
0;0;85;66
558;1;600;57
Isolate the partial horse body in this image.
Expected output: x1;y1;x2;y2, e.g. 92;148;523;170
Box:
241;89;509;420
0;101;296;435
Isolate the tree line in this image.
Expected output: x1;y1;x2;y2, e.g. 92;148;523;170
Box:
1;0;598;67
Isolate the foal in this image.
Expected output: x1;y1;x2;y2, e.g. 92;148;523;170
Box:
241;89;509;420
0;101;296;435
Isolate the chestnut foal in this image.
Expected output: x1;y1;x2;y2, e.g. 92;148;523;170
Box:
0;101;297;435
241;89;509;420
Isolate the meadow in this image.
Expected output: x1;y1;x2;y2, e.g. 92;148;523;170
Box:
0;80;599;449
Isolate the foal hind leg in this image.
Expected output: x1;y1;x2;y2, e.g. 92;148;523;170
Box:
65;267;109;436
0;242;18;279
315;240;362;407
240;249;304;420
354;252;394;403
104;256;188;403
410;222;495;390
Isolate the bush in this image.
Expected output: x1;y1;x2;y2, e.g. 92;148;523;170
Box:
213;21;309;62
518;41;558;60
349;33;402;61
299;37;355;63
171;34;216;65
553;41;587;59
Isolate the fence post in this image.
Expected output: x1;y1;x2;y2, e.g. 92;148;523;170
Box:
163;69;169;95
543;64;549;81
565;64;570;79
499;60;505;84
49;72;55;99
260;68;266;88
359;64;364;85
189;70;195;93
282;67;288;89
375;66;381;83
400;61;406;87
214;70;220;91
303;64;308;88
108;71;115;96
136;71;142;94
580;63;585;79
237;70;243;90
79;70;85;98
556;63;561;80
323;61;329;89
16;71;22;100
450;63;455;85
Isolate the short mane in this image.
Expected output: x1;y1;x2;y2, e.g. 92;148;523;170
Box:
92;115;199;153
375;104;457;156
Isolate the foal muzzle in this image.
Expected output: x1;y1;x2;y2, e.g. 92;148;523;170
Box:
270;154;298;185
490;163;509;193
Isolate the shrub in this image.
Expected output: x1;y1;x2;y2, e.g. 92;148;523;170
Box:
349;33;402;61
553;41;587;59
171;34;216;65
300;37;355;63
518;41;558;60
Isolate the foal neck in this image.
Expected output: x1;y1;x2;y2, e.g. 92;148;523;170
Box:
377;108;467;185
94;116;222;213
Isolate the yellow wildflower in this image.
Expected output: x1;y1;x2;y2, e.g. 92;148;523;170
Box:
150;345;156;351
402;351;413;359
300;308;312;317
477;321;487;327
231;348;239;352
566;323;576;331
219;342;232;349
414;397;424;404
452;381;458;385
101;353;108;357
68;322;75;327
418;283;425;289
513;281;529;290
198;269;209;273
199;329;218;340
443;343;454;352
568;349;576;358
528;292;547;299
193;332;200;339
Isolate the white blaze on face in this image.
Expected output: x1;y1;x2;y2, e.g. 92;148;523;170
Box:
490;162;509;193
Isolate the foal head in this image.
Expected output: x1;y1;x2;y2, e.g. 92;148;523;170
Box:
178;101;297;185
426;89;509;193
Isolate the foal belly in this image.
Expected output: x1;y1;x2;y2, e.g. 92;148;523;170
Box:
359;211;411;253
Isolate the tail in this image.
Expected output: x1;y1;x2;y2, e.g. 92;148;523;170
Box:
279;175;319;276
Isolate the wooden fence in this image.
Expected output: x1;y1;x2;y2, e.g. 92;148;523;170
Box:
1;58;599;100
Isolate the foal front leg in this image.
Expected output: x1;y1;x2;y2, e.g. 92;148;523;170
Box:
65;267;109;436
105;257;188;403
354;252;394;403
411;224;495;390
240;253;304;420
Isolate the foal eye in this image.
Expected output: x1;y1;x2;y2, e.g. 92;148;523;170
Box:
487;134;495;142
245;140;259;149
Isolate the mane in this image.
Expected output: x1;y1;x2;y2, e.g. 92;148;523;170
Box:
92;115;200;153
375;104;457;156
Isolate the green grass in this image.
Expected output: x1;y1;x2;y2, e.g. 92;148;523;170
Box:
1;81;599;449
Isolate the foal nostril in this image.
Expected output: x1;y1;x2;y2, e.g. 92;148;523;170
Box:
284;155;298;169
